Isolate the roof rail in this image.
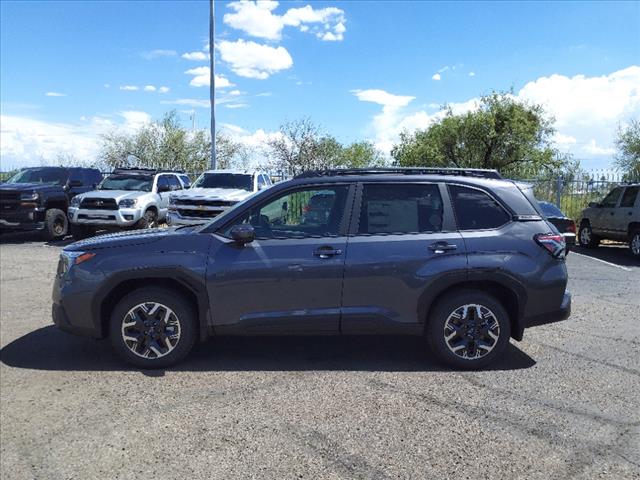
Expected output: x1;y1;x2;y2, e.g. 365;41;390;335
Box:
112;167;185;175
294;167;503;180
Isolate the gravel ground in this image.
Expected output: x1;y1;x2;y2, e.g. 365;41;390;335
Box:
1;233;639;480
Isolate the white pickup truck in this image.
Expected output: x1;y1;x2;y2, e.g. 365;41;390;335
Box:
167;170;272;226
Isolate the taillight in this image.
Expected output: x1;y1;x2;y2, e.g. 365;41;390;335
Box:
568;221;576;234
534;233;566;258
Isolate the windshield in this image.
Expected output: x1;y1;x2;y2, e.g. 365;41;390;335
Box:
193;173;253;191
99;174;154;192
6;168;68;185
538;201;564;218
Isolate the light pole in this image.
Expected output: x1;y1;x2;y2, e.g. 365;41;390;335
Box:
209;0;216;169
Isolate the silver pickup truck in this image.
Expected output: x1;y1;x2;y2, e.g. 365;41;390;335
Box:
578;184;639;258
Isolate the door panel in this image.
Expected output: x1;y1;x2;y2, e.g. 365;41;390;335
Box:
207;236;347;334
341;232;467;333
593;187;623;234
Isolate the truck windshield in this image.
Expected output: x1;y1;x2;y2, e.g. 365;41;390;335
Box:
99;174;154;192
193;173;253;191
6;168;68;185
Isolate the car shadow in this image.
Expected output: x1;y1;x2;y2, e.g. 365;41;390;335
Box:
0;326;536;373
0;231;74;247
574;243;638;267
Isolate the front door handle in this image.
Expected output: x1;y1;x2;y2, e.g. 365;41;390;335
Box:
428;242;458;254
313;246;342;259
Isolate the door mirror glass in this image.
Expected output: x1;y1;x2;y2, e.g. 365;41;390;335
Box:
230;224;255;244
68;179;83;188
157;183;171;193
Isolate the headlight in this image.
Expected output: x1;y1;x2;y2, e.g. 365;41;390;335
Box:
70;196;81;207
118;198;137;208
20;192;39;201
60;250;96;274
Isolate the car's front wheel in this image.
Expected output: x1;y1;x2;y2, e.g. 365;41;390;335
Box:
134;209;158;229
630;229;640;259
109;288;197;368
43;208;68;241
426;290;510;369
578;222;600;248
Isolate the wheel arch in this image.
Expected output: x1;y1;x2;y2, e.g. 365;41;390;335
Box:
421;277;525;341
45;198;68;212
94;269;209;341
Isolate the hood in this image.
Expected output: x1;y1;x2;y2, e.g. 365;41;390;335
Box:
77;190;146;201
171;187;253;202
64;226;198;251
0;182;60;193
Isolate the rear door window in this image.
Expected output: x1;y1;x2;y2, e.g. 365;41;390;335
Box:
601;187;623;208
449;185;510;230
620;186;639;208
358;183;443;234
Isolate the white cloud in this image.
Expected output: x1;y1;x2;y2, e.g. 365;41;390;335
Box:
119;85;139;91
469;72;476;77
185;66;235;88
0;112;150;169
226;103;249;109
141;49;176;60
158;86;170;94
45;92;66;97
143;85;157;92
223;1;346;42
182;51;209;61
217;39;293;79
351;89;415;109
354;66;640;167
228;90;243;96
431;73;441;81
103;83;110;88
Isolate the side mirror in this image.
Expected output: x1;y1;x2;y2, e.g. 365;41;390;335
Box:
588;202;600;208
230;224;255;245
157;184;171;193
68;180;83;188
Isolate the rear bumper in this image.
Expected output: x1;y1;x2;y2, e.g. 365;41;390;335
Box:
526;291;571;328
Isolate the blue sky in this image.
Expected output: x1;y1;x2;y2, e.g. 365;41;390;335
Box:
1;0;639;170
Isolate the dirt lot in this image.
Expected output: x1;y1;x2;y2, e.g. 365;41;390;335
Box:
1;233;639;480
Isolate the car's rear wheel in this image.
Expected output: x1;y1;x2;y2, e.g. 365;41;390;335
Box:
426;290;510;369
630;229;640;259
43;208;68;241
578;223;600;248
109;288;197;368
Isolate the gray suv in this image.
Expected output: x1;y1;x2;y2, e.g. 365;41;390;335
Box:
578;184;640;258
52;168;571;369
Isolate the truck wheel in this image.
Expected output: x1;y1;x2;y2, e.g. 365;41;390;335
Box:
630;229;640;259
134;209;157;229
426;290;510;370
109;287;197;368
578;223;600;248
70;224;94;240
43;208;68;241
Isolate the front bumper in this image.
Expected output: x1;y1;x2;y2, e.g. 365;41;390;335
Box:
0;207;46;231
526;291;571;328
68;206;142;227
51;266;103;338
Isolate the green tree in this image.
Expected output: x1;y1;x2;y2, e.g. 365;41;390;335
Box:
99;111;250;174
337;141;386;168
614;119;640;180
391;92;569;177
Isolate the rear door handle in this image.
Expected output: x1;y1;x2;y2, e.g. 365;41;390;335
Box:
313;246;342;259
428;242;458;254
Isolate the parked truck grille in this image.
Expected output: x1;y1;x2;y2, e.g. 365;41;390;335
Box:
174;199;235;207
177;209;224;218
0;192;20;211
80;198;118;210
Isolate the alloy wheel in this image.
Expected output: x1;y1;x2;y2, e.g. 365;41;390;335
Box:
443;304;500;360
53;217;65;235
580;226;591;246
121;302;181;359
632;233;640;256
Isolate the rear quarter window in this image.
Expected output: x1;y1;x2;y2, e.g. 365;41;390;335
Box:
449;185;510;230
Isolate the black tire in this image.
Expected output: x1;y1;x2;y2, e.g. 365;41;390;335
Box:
109;287;197;368
629;229;640;259
426;290;511;370
133;209;157;230
578;222;600;248
70;224;94;240
43;208;68;241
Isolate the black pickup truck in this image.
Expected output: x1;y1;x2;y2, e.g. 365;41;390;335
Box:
0;167;103;240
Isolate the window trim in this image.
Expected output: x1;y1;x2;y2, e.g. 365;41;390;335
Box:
216;182;356;241
350;181;449;237
447;182;512;232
